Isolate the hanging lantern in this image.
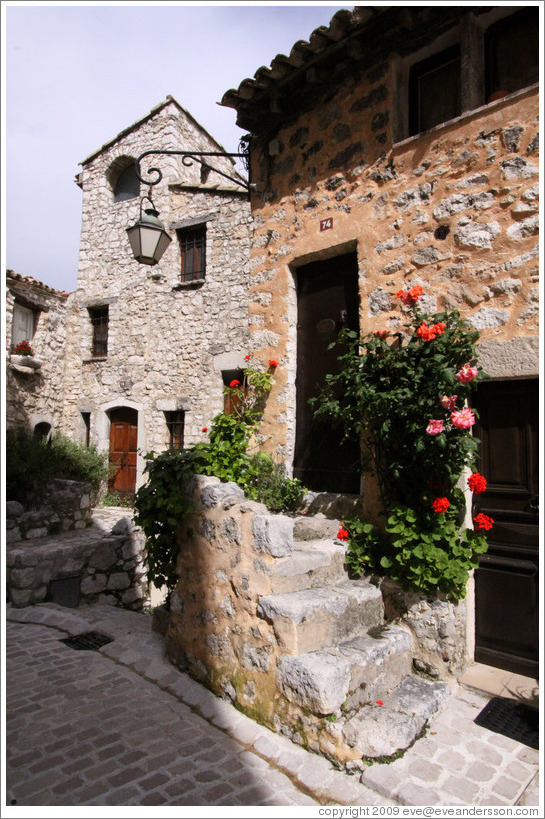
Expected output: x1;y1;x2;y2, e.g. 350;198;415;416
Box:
126;198;172;265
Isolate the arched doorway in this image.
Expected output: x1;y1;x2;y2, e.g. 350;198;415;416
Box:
108;407;138;500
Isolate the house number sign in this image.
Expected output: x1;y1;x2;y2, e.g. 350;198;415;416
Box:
320;217;333;232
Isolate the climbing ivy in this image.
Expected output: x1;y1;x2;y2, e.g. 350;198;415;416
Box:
134;366;306;602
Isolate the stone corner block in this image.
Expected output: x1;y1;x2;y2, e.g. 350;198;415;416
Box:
278;652;351;715
253;513;294;557
199;480;245;510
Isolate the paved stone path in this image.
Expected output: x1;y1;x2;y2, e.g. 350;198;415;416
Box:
5;602;540;809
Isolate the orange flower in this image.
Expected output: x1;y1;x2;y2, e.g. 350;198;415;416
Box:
417;322;436;341
397;286;424;305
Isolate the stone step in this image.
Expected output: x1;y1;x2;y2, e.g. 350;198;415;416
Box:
270;539;347;593
341;676;450;759
293;516;342;542
277;625;413;716
257;581;383;654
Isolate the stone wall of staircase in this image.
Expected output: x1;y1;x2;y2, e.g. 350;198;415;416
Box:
165;475;463;770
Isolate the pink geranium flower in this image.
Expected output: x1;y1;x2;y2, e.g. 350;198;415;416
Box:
451;408;476;429
455;363;478;383
440;394;457;411
426;419;444;436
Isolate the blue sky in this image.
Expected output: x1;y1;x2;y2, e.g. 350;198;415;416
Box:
3;2;349;292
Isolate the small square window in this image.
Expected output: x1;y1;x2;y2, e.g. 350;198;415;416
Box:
409;45;461;136
165;411;185;450
89;306;109;357
178;226;206;282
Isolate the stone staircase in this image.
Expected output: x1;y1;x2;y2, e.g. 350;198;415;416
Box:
256;515;451;760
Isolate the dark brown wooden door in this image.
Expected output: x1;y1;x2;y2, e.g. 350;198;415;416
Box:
294;252;360;493
108;407;138;498
473;379;539;678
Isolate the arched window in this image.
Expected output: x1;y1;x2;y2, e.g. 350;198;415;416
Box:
113;163;140;202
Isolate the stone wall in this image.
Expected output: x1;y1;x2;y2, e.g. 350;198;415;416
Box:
245;67;539;467
379;578;468;680
6;513;148;610
6;272;68;432
6;479;92;543
60;98;252;487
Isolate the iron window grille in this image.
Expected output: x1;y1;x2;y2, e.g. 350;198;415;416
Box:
89;306;109;357
178;226;206;282
165;411;185;450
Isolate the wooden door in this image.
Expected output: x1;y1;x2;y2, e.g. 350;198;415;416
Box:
294;252;360;494
108;407;138;498
473;379;539;678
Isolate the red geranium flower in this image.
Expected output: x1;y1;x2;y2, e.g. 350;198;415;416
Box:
202;427;208;433
230;379;240;388
474;513;494;531
337;527;349;542
468;472;487;494
374;329;390;339
376;700;384;706
244;355;250;361
432;497;450;514
268;359;278;368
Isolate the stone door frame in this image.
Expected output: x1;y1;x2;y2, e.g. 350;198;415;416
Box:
95;398;146;491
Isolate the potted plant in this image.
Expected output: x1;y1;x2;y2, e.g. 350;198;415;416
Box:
10;339;41;369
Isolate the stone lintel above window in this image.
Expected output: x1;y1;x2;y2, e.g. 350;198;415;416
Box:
155;397;192;412
82;296;118;309
169;213;217;231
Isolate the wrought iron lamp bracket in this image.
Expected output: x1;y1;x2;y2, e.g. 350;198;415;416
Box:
134;147;250;192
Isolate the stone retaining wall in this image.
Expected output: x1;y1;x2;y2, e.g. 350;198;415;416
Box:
6;479;93;543
6;514;148;610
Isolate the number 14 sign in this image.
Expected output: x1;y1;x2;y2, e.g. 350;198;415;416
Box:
319;217;333;232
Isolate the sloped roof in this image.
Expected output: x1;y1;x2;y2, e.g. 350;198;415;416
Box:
220;7;387;130
80;95;237;166
6;270;70;300
220;5;491;133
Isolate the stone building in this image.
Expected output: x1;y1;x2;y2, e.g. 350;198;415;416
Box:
58;96;252;497
221;6;540;678
6;270;69;434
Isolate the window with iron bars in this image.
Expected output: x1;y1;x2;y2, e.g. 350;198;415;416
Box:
89;306;109;357
165;411;185;450
178;226;206;282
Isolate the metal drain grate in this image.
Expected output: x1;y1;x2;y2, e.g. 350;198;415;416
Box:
60;631;114;651
474;696;539;749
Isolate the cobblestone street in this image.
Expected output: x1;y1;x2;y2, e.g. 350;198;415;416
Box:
4;602;540;812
